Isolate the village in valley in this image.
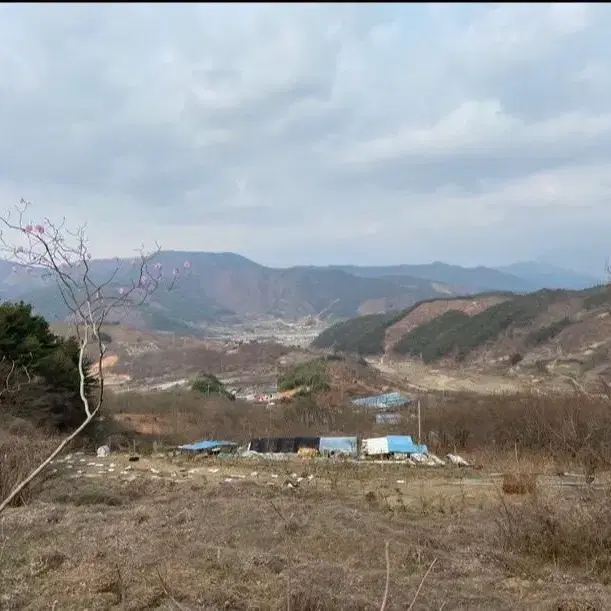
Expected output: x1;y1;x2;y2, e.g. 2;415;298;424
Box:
4;4;611;609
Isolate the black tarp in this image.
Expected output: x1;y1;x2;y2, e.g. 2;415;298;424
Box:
248;436;320;454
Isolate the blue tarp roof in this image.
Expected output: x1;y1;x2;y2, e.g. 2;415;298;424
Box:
319;436;358;453
351;392;411;409
177;440;238;452
386;435;428;454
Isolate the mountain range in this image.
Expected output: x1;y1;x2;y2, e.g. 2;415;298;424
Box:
0;251;602;333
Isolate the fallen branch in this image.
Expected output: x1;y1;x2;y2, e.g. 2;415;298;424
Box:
379;541;390;611
407;557;437;611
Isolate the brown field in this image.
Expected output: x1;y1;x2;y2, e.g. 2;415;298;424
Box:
2;451;611;610
3;390;611;609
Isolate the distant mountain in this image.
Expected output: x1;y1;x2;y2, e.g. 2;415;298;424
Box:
495;261;602;291
0;251;461;331
328;262;536;293
1;251;601;333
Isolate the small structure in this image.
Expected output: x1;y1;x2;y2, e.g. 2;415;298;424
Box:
177;440;237;455
352;392;411;410
319;436;358;457
361;435;427;458
375;412;401;425
248;436;320;454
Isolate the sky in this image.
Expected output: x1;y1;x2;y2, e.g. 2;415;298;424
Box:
0;3;610;274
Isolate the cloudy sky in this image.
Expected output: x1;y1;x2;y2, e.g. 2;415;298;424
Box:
0;3;610;273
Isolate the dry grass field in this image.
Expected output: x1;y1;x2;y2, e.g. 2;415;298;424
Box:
2;390;611;610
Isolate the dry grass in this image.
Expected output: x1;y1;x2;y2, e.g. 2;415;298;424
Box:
1;454;610;610
497;488;611;578
0;427;61;507
4;388;611;608
501;472;538;495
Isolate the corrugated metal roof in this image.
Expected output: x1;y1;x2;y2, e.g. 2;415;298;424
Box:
177;440;237;452
351;392;411;409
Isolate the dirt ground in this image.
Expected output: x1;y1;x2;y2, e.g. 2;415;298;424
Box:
368;358;573;395
1;452;610;610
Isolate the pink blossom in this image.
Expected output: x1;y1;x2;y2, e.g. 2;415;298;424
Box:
24;225;33;233
118;287;125;296
140;275;149;285
154;262;163;270
35;224;45;234
183;260;191;269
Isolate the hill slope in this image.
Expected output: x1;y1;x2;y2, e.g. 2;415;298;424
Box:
312;285;611;383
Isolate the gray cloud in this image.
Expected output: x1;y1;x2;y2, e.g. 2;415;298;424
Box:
0;3;610;272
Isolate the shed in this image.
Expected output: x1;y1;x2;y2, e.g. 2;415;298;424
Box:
177;440;237;453
375;412;401;425
361;435;427;457
248;436;320;454
351;392;411;409
319;436;358;456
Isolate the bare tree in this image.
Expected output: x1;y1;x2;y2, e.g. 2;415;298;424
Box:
0;199;190;512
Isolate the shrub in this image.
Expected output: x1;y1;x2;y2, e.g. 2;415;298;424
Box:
497;492;611;574
191;373;234;399
525;318;571;346
278;359;330;394
502;472;537;495
509;353;523;366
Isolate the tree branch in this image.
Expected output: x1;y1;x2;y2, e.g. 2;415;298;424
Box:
0;199;190;513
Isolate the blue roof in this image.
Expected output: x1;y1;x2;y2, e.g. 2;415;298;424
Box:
319;436;358;453
386;435;428;454
351;392;411;409
177;440;238;452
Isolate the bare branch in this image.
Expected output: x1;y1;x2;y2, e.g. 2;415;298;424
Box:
407;557;437;611
0;199;190;513
0;356;32;398
379;541;390;611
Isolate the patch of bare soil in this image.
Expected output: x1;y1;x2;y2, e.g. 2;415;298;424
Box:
368;358;529;395
1;455;610;610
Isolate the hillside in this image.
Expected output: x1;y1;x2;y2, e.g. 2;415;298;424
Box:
1;251;600;332
312;285;611;385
